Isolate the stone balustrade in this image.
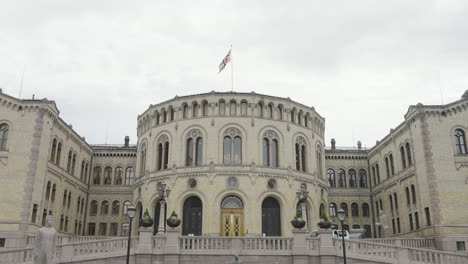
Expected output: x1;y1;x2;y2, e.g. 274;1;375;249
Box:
363;237;436;249
2;228;467;264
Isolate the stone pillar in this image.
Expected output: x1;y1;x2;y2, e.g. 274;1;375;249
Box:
157;200;166;235
292;228;308;264
301;203;308;228
164;227;180;264
318;229;335;264
137;227;153;254
395;240;410;264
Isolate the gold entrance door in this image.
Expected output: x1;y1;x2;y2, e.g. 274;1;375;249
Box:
221;208;244;236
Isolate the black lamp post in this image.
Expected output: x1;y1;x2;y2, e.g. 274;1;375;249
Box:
126;205;136;264
337;208;347;264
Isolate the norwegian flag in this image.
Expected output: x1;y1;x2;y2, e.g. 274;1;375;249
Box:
218;49;231;73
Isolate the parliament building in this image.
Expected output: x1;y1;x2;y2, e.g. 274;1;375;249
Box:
0;89;467;252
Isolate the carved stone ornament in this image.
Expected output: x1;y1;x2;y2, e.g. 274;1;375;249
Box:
296;136;306;145
157;134;169;144
187;129;201;139
224;128;241;137
263;130;278;139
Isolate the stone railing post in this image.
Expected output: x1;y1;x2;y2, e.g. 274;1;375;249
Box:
318;229;335;264
60;243;74;263
395;240;411;264
292;228;308;264
231;238;242;257
164;227;180;264
137;227;153;254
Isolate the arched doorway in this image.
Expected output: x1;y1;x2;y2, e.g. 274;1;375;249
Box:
262;197;281;236
220;195;244;236
183;196;203;236
153;200;167;235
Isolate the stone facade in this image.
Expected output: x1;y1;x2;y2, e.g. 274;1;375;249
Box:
0;89;467;252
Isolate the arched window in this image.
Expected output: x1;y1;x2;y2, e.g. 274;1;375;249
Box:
375;163;381;183
372;166;376;187
400;146;407;169
186;130;203;166
362;203;370;217
104;167;112;185
389;195;394;212
305;113;310;128
63;190;68;208
240;101;248;116
66;151;72;173
93;167;101;185
411;184;417;205
359;169;367;188
192;102;199;117
405;142;412;166
140;143;147;175
56;142;62;165
258;101;264;117
182;196;203;236
389;154;395;175
0;123;9;150
291;108;296;123
50;138;57;162
223;128;242;164
90;200;98;216
202;101;208;116
67;192;71;209
295;137;307;172
169;106;175;121
405;187;411;206
84;163;89;183
340;203;348;216
156;135;169;170
101;201;109;215
267;103;273;118
80;161;85;181
329;203;337;217
338;169;346;188
114;167;123;185
161;108;167;123
219;100;226;116
298;111;303;125
316;146;323;177
123;201;131;215
51;184;56;202
262;131;279;167
385;157;390;178
319;203;325;216
394;193;399;212
155;111;160;125
278;105;284;120
327;169;336;187
221;195;244;208
182;104;188;119
125;167;134;185
112;201;120;215
71;153;76;175
229;100;236;116
351;203;359;217
454;129;467;154
45;181;51;200
262;197;281;236
348;169;357;188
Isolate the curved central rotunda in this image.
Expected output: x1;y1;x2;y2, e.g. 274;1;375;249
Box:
133;91;327;236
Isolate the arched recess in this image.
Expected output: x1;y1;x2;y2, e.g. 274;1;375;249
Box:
220;195;244;236
134;201;143;235
262;197;281;236
182;196;203;236
153;199;167;235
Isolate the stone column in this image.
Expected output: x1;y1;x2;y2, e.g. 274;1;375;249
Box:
301;202;308;228
157;200;166;235
292;228;308;264
318;229;335;264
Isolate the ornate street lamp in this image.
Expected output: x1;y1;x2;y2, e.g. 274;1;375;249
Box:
126;205;136;264
337;208;347;264
156;183;171;234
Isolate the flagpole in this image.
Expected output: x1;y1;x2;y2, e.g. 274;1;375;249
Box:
230;45;234;92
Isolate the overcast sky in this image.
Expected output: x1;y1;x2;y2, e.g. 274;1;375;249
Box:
1;1;467;147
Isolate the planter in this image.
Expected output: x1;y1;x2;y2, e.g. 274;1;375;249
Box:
166;218;181;228
140;218;154;228
290;219;306;229
317;221;332;229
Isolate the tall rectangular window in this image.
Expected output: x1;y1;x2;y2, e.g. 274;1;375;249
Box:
88;223;96;236
397;218;401;233
392;219;396;234
425;207;431;226
415;212;420;229
409;214;414;231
